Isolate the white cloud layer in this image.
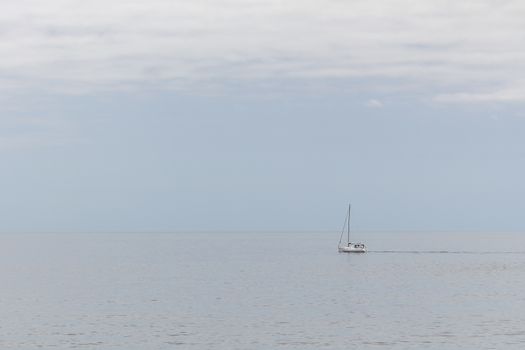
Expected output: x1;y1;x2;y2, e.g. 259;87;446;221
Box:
2;0;525;101
366;99;383;108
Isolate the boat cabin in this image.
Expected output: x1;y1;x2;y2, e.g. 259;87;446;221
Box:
350;243;365;249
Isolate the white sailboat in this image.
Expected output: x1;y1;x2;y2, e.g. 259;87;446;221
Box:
338;204;367;253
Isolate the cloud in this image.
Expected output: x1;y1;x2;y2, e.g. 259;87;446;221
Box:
365;99;383;108
1;0;525;102
434;85;525;103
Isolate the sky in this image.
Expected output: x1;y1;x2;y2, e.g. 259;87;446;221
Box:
1;0;525;232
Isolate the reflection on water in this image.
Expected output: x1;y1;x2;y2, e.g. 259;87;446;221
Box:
1;231;525;349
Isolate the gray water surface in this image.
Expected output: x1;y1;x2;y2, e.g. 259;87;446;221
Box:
2;232;525;349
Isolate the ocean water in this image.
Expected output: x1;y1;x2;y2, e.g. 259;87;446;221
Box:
2;231;525;349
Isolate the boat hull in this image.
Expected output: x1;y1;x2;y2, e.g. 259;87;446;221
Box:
338;245;367;253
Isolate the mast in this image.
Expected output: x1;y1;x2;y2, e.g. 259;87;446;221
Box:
347;204;351;243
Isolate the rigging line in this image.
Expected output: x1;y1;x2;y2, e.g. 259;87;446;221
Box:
347;203;351;244
338;208;349;245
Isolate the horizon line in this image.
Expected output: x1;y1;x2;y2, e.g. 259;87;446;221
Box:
1;229;524;234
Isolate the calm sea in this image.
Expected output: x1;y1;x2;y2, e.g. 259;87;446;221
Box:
2;231;525;349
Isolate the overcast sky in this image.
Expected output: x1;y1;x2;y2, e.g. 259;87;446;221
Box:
2;0;525;232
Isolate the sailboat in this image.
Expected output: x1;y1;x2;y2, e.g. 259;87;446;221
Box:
338;204;367;253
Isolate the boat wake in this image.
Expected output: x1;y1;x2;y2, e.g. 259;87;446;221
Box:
369;250;525;255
